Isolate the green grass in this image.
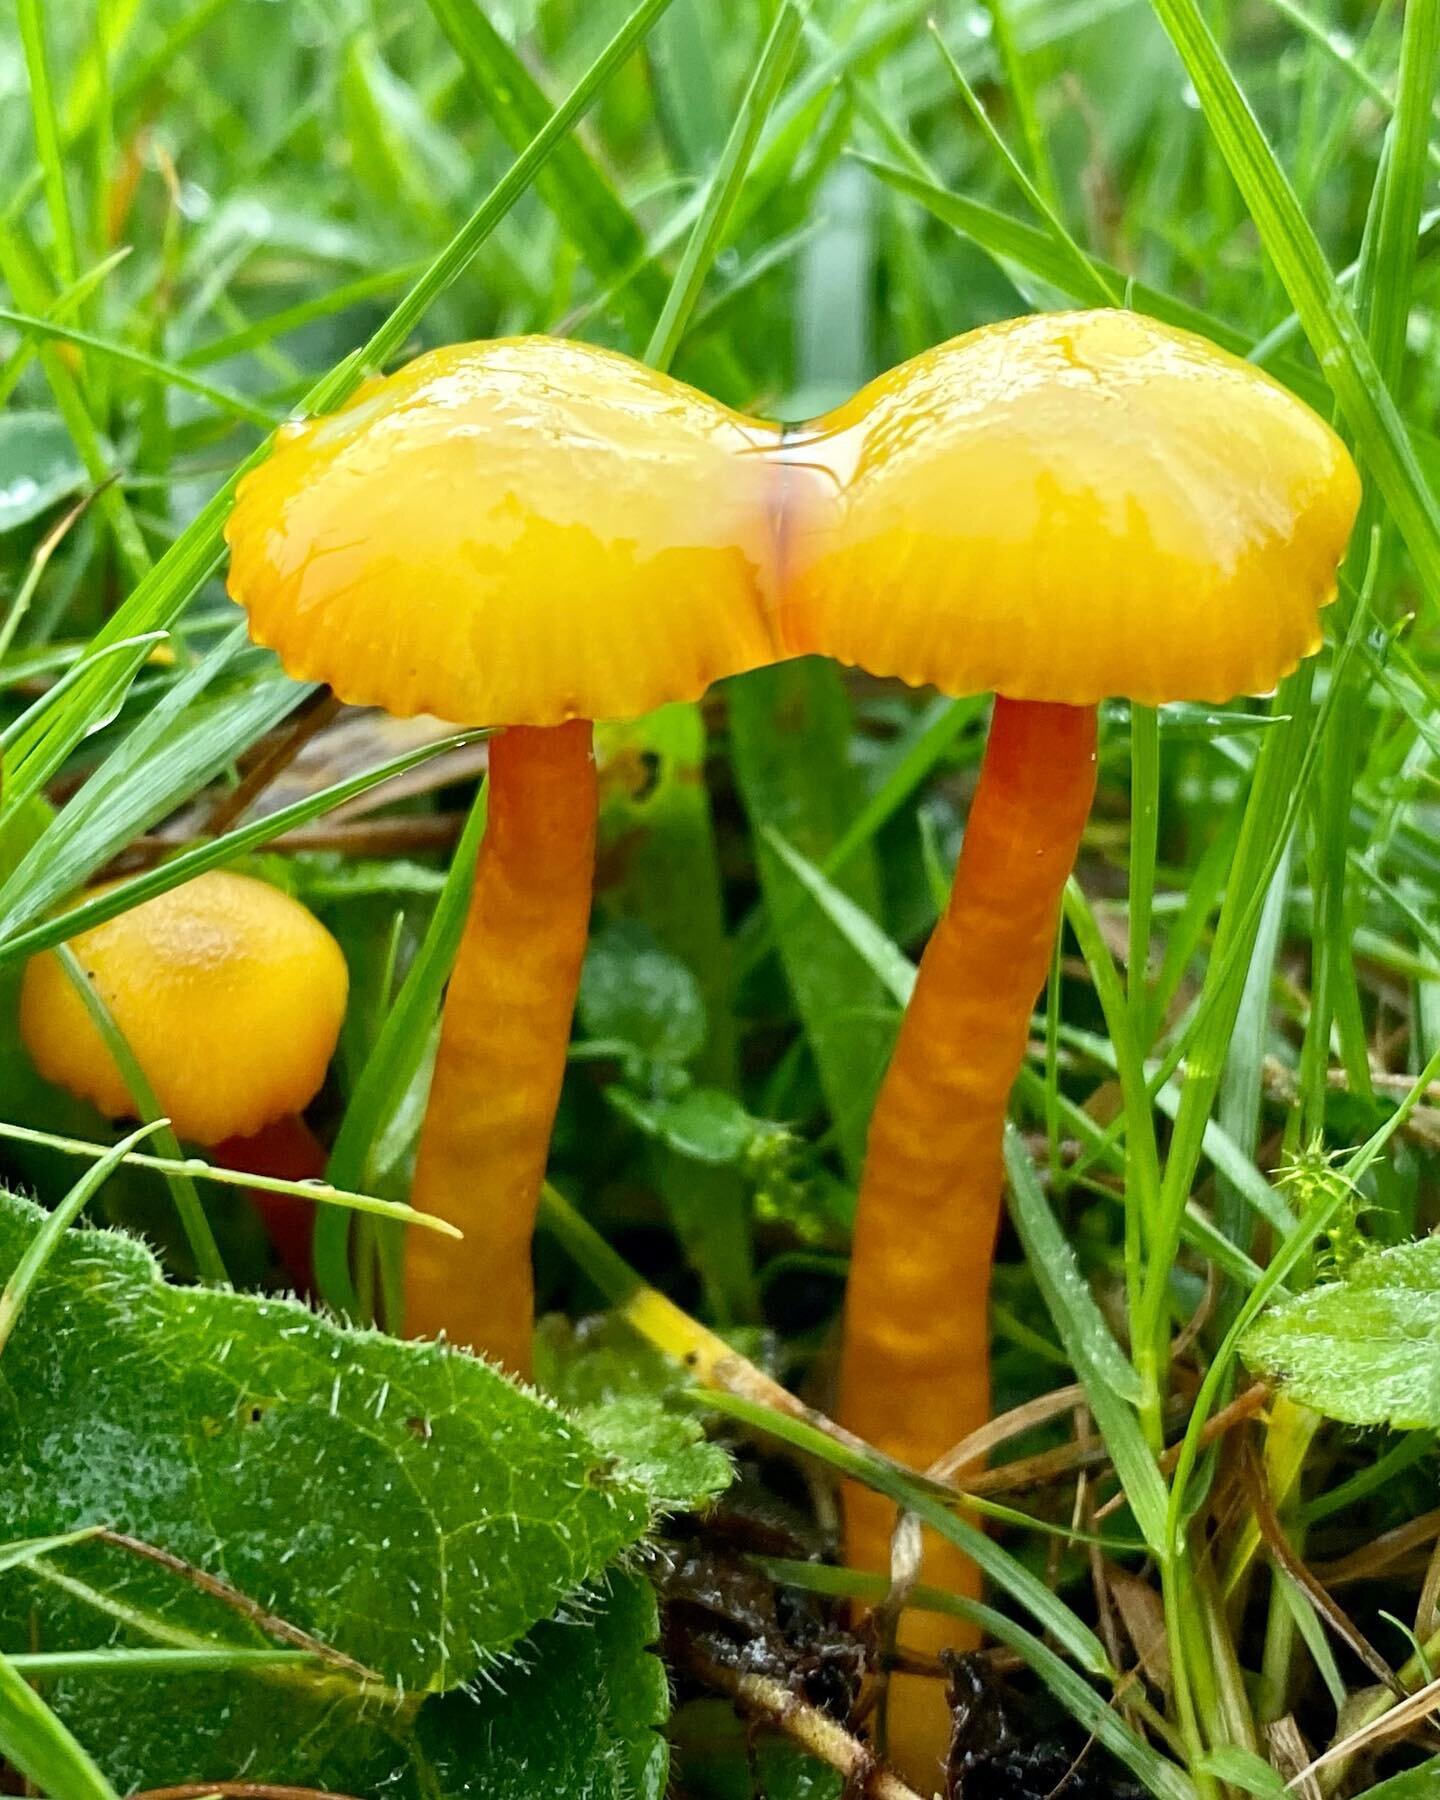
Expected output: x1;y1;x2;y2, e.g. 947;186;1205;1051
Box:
2;0;1439;1795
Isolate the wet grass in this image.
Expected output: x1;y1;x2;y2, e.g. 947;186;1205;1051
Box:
2;0;1439;1794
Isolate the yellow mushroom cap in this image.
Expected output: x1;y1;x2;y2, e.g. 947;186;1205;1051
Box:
19;871;349;1147
225;337;781;727
776;309;1361;706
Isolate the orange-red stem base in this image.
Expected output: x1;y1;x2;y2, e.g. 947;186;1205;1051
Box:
215;1114;328;1295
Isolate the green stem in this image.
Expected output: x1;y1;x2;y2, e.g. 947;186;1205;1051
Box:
1159;1548;1220;1800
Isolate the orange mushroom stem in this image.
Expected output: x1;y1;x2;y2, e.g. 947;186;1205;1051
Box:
838;695;1095;1758
405;721;597;1372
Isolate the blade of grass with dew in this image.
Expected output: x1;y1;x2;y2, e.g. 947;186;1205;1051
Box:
0;224;149;581
0;1117;165;1357
0;729;488;971
54;944;228;1284
0;634;169;755
643;0;807;371
16;0;79;295
1002;1126;1167;1552
0;1119;458;1237
1258;0;1440;175
0;307;280;427
0;1647;118;1800
928;20;1120;305
1147;0;1440;607
1;0;683;814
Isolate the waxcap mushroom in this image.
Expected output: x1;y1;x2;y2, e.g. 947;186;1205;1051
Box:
225;336;781;727
777;308;1361;705
222;335;786;1373
20;870;348;1146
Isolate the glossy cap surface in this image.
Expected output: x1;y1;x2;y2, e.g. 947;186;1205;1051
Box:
20;871;349;1146
226;338;780;726
776;310;1361;705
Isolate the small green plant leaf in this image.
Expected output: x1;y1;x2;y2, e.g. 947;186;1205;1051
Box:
0;1188;681;1697
534;1314;733;1514
1242;1237;1440;1427
607;1084;763;1166
1353;1757;1440;1800
579;919;708;1065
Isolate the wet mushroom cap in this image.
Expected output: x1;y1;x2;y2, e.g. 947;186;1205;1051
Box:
776;309;1362;706
225;337;781;727
20;871;349;1146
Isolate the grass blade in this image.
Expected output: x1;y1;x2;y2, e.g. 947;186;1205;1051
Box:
644;0;807;370
1147;0;1440;605
3;0;682;813
0;1648;118;1800
0;729;487;971
54;944;227;1284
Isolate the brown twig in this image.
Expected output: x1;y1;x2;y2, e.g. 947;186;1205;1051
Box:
95;1529;381;1686
1240;1448;1405;1698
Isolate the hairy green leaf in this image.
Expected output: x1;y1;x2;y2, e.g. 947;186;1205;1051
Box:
1242;1238;1440;1427
0;1188;674;1697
